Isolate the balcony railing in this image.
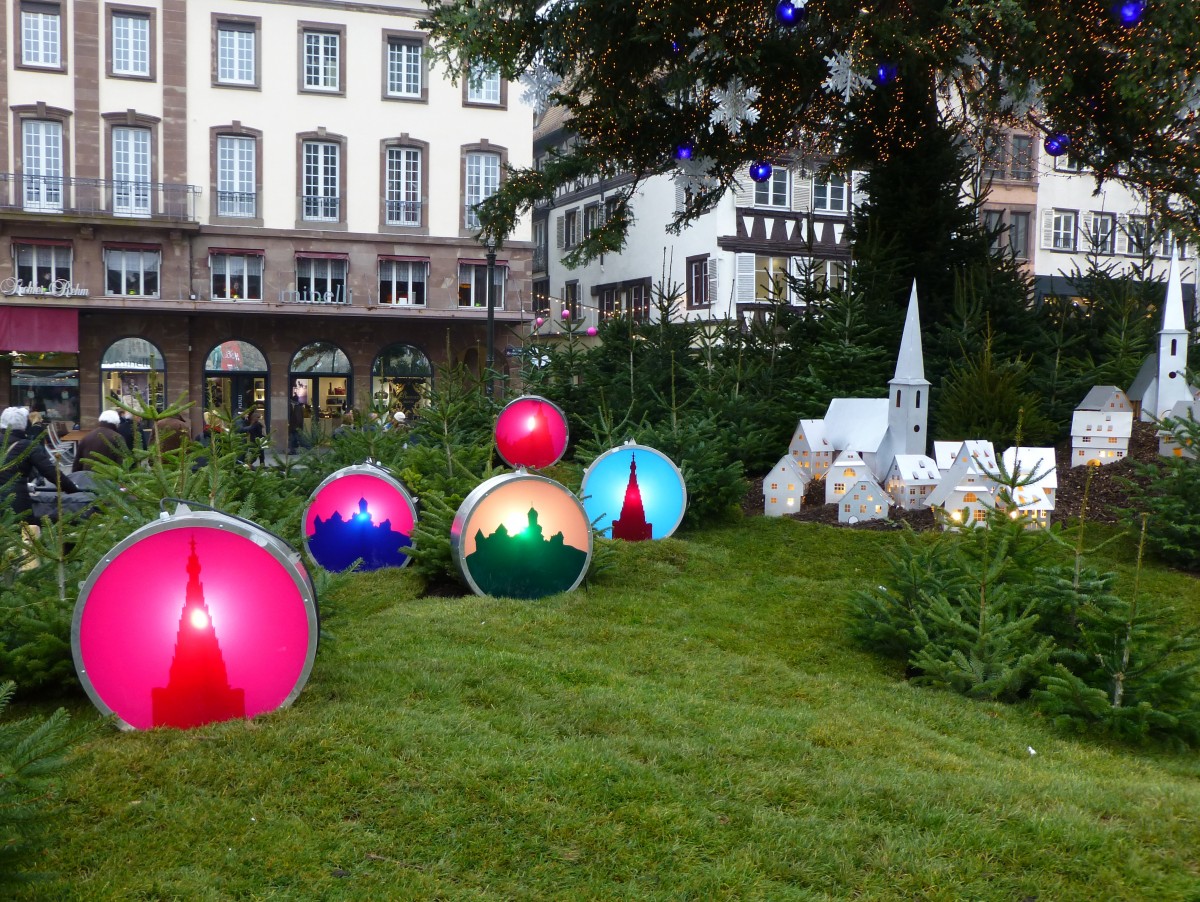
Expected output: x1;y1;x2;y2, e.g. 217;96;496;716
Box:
300;194;340;222
216;190;257;218
384;199;422;226
0;173;200;221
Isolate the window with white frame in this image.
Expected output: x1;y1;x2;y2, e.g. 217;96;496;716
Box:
813;175;848;213
1126;215;1149;255
583;204;599;239
112;11;150;77
385;147;422;226
754;168;789;207
812;259;849;292
112;126;151;217
105;248;159;296
303;30;340;91
21;2;61;67
217;135;256;217
1052;210;1076;251
687;255;709;308
754;255;790;301
458;262;506;308
386;38;422;98
210;253;263;300
302;141;339;221
296;257;346;302
216;21;255;86
561;209;579;249
467;64;501;104
378;259;427;305
14;244;71;291
465;151;500;229
21;119;63;213
1090;213;1116;255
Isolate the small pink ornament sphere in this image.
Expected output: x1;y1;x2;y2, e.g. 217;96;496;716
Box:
561;309;571;320
586;327;598;337
535;317;545;327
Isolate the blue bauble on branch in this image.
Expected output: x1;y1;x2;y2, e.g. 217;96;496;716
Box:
1044;132;1071;157
749;161;773;183
775;0;808;26
675;143;693;161
874;62;898;85
1113;0;1146;26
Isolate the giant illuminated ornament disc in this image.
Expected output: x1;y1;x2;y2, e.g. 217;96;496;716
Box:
494;395;569;469
451;472;592;598
72;508;319;730
303;463;418;572
580;442;688;540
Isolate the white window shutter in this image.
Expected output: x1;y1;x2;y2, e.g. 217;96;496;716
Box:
733;176;753;208
1114;214;1129;255
849;170;867;210
556;215;564;249
736;253;756;305
707;256;720;307
1040;209;1055;250
1080;212;1094;250
675;182;686;213
791;172;812;212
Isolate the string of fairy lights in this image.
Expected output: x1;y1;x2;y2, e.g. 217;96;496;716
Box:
434;0;1200;236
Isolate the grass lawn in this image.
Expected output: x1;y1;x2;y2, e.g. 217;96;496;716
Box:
14;517;1200;900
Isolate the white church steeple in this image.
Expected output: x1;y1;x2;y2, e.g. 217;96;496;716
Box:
888;281;931;455
1137;248;1195;422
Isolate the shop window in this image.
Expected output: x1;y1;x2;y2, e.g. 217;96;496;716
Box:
458;261;506;308
296;256;346;303
371;343;432;416
378;259;427;306
101;336;165;411
211;252;263;300
13;243;71;293
105;247;160;297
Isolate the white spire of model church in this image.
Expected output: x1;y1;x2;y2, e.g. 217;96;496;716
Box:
1162;246;1187;333
894;280;926;382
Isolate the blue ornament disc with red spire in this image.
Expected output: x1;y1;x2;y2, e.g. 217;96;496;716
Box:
580;442;688;541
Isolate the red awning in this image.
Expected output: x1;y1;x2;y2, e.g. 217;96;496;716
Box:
0;307;79;353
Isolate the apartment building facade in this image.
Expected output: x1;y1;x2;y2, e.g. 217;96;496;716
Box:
0;0;533;446
532;111;858;331
535;115;1195;332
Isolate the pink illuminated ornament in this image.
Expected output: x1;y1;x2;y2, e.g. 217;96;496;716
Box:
72;506;318;731
561;309;571;320
535;317;545;327
494;395;569;469
451;471;592;598
303;463;418;572
586;327;599;337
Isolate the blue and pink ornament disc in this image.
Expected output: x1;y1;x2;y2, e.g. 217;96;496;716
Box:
303;464;418;572
451;471;592;599
581;442;687;541
494;395;569;469
72;508;319;731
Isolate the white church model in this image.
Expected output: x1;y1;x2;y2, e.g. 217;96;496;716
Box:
763;280;1059;529
1128;249;1196;429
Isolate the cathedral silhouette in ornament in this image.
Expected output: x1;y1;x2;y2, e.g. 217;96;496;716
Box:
611;455;653;541
151;537;246;729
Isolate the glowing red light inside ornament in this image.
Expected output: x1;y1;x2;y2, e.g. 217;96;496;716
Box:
72;509;318;731
494;395;569;469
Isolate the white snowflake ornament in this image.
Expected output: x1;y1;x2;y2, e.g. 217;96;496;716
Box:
673;155;719;198
709;78;761;135
822;51;874;101
520;64;562;117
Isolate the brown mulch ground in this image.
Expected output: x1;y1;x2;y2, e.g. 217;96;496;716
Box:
742;421;1162;531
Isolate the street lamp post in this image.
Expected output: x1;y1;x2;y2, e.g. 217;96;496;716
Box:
484;235;498;396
